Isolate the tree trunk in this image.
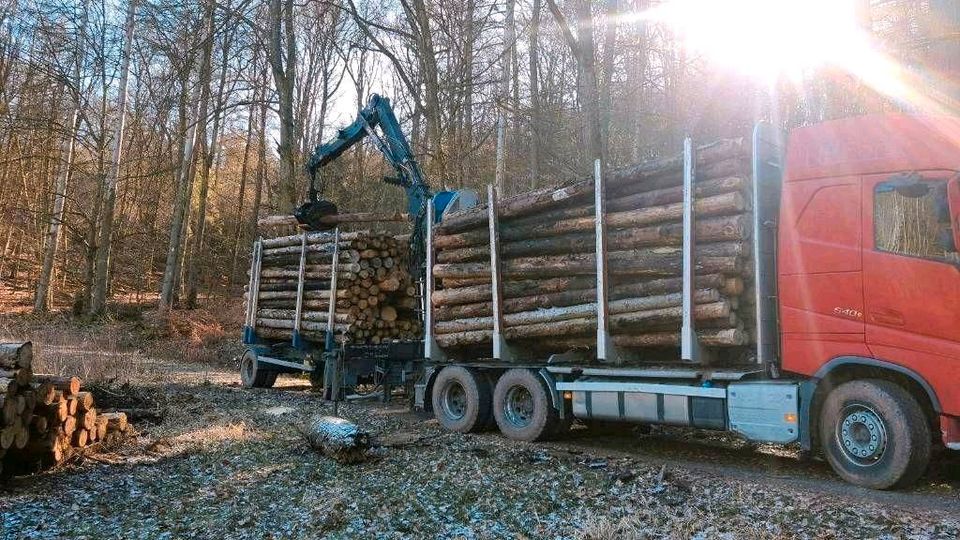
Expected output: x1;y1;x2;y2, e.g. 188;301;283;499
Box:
574;0;603;170
186;29;232;308
528;0;542;189
159;2;213;310
598;0;617;159
229;94;257;285
268;0;300;214
89;0;136;316
34;107;79;312
494;0;516;193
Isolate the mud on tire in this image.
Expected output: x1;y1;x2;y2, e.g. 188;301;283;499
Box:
493;368;558;442
819;379;930;490
240;349;276;389
431;366;492;433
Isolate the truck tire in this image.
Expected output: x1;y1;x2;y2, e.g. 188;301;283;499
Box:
432;366;492;433
240;349;276;389
819;379;930;490
493;368;557;442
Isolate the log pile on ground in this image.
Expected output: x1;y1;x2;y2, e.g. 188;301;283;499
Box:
430;138;756;363
247;231;422;344
1;342;133;476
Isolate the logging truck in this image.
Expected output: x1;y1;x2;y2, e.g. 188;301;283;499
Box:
242;104;960;490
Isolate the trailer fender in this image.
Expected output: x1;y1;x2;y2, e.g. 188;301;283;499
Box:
416;366;438;411
537;368;564;418
799;356;942;451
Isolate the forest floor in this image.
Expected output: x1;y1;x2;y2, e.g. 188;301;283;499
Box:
0;301;959;539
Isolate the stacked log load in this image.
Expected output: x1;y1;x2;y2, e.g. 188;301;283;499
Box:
429;138;756;362
248;231;422;344
1;342;132;476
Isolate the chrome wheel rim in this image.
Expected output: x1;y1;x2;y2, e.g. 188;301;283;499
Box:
441;382;468;421
836;403;888;467
504;385;534;428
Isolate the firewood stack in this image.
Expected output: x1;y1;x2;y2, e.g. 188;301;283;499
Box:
1;342;132;476
248;231;422;345
429;138;757;363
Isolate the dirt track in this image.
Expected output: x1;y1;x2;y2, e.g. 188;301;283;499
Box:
2;358;958;539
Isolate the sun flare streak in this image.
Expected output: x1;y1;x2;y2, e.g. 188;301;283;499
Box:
621;0;960;115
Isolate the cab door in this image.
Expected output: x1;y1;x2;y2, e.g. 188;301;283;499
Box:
861;172;960;394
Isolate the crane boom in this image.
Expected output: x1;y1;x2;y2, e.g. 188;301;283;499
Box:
298;94;431;232
296;94;464;287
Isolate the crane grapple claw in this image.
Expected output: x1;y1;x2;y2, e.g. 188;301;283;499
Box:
294;199;339;231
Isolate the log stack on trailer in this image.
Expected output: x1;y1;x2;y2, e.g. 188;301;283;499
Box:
246;231;423;345
427;138;757;364
0;342;133;476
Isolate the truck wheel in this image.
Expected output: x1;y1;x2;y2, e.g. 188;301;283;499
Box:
493;368;557;442
431;366;492;433
819;379;930;489
240;349;275;389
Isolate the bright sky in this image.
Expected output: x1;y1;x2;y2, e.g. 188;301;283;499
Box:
639;0;958;115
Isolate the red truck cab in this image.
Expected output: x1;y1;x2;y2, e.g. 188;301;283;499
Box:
779;114;960;486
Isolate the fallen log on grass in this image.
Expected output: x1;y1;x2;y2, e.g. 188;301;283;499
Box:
299;416;372;464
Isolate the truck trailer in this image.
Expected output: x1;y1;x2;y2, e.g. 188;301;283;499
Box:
242;101;960;490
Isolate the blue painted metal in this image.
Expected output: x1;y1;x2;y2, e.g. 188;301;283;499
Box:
242;326;256;345
432;191;460;222
306;94;432;228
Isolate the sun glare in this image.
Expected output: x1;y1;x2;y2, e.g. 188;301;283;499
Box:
625;0;959;115
645;0;867;82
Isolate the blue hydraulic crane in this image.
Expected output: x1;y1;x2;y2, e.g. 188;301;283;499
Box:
295;94;475;276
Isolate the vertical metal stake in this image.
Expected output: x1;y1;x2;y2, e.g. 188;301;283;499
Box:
594;159;622;364
248;237;264;338
292;231;308;348
424;202;447;362
681;138;703;363
243;239;262;343
488;185;514;362
244;240;258;328
325;228;341;351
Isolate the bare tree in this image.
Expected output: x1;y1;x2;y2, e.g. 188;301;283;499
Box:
494;0;516;193
90;0;138;315
266;0;299;213
35;0;90;312
546;0;603;171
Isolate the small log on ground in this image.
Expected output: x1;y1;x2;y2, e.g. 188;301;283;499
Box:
299;416;372;464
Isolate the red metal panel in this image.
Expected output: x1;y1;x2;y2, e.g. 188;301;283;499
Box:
786;114;960;181
778;175;865;376
779;114;960;419
861;173;960;416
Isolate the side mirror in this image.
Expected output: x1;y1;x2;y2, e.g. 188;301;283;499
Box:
949;176;960;255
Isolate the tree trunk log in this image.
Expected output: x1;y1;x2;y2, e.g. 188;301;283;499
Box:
436;138;749;234
433;274;738;321
434;289;720;334
0;342;32;370
434;301;733;347
434;191;746;249
434;247;742;280
436;214;748;263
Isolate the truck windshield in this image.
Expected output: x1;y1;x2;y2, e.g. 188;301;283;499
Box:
875;176;959;264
